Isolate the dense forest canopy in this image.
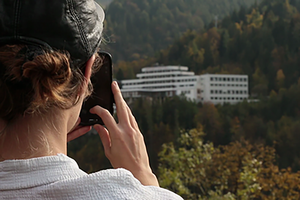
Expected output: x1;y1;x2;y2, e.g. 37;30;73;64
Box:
102;0;260;61
115;0;300;96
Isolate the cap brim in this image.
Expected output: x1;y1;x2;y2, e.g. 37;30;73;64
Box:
95;2;105;24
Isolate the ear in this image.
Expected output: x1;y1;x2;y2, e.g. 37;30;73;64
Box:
80;54;95;95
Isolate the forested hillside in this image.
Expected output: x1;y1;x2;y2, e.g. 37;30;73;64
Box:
116;0;300;95
102;0;259;61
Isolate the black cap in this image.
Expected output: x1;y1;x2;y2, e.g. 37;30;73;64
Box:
0;0;105;67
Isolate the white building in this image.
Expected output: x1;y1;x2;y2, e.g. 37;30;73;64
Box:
121;65;201;101
120;65;249;104
199;74;249;104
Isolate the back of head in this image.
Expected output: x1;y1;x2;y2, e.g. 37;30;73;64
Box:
0;0;105;121
0;45;85;121
0;0;105;66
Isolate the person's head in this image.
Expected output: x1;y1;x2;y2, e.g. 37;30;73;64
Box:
0;0;105;123
0;0;105;160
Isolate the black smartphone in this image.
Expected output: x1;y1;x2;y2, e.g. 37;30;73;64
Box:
79;51;114;126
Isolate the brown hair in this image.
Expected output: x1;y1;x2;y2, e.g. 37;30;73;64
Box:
0;45;101;122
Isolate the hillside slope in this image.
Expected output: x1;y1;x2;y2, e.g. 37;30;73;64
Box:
102;0;259;61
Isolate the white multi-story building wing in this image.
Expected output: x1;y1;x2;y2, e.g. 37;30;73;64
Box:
121;65;201;101
120;65;249;104
199;74;249;104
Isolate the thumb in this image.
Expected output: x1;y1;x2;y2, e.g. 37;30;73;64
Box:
94;124;111;157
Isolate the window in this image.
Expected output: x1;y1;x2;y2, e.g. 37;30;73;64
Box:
228;90;231;94
211;90;214;94
223;78;226;81
232;78;235;81
219;90;222;94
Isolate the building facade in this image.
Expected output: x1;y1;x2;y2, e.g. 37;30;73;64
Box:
199;74;249;104
120;65;249;104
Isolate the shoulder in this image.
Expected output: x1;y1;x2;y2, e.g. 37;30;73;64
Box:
50;168;183;200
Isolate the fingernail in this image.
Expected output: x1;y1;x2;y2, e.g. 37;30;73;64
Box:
114;81;119;89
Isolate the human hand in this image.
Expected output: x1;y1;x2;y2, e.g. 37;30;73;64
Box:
67;118;92;142
90;81;159;186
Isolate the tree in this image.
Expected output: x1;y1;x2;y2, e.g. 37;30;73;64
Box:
194;103;224;145
158;128;300;199
251;67;269;97
276;69;285;89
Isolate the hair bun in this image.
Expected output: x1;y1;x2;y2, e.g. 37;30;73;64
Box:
22;51;72;103
0;44;94;121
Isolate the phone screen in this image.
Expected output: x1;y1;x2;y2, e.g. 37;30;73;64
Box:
79;51;114;126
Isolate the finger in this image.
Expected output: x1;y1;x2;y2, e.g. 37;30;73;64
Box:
94;124;111;157
67;126;91;142
126;104;139;129
90;105;118;134
111;81;130;124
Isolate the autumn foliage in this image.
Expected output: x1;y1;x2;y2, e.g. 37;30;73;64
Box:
158;128;300;199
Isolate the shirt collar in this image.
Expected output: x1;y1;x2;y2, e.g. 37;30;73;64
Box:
0;154;86;190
